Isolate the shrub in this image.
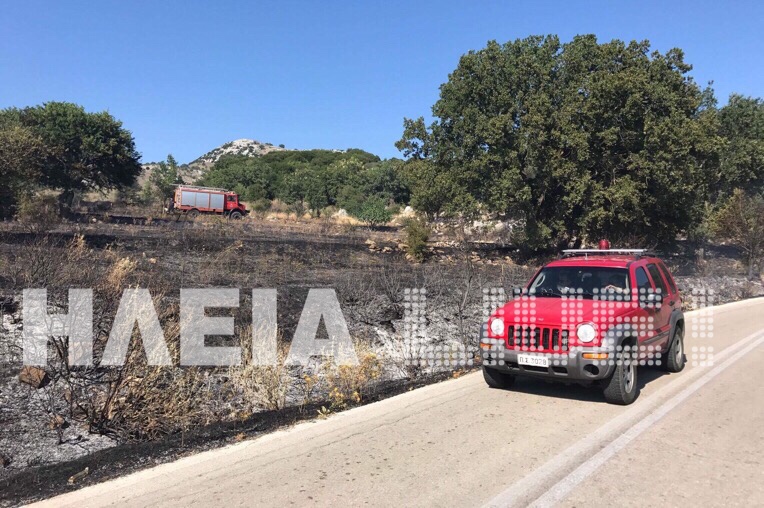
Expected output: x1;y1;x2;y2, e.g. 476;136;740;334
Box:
290;200;305;218
712;189;764;279
269;199;290;214
403;217;430;261
15;192;60;230
251;198;272;213
229;358;291;411
323;353;382;409
354;196;392;226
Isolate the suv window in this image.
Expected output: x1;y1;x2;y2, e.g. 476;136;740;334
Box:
635;267;652;295
647;264;668;296
528;266;631;300
657;262;677;294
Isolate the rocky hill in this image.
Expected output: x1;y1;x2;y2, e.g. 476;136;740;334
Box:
189;139;287;169
182;138;288;181
141;139;288;185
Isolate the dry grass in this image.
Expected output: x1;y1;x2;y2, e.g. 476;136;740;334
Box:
323;344;383;409
228;326;293;412
0;219;528;450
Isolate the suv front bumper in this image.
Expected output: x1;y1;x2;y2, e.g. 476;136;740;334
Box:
480;343;616;382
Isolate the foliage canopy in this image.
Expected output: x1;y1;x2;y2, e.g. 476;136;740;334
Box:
716;94;764;200
397;35;723;249
198;149;407;217
0;102;142;214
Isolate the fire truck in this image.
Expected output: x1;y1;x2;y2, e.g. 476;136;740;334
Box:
167;185;249;219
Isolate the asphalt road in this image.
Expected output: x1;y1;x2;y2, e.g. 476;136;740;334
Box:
31;298;764;508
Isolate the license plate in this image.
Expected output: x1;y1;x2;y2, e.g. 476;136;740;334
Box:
518;354;549;368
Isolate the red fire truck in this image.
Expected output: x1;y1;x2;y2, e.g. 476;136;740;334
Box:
168;185;249;219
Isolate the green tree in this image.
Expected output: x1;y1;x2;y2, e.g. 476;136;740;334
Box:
397;158;456;218
0;123;49;217
198;149;409;213
397;35;722;250
300;167;330;215
148;154;183;200
6;102;142;207
336;184;366;215
198;155;268;195
365;159;410;204
716;94;764;199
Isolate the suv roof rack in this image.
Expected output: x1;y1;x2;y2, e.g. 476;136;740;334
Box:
561;249;655;259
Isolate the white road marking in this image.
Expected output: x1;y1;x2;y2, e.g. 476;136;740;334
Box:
484;328;764;508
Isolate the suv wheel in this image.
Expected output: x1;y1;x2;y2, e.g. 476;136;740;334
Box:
662;326;686;373
603;347;638;405
482;366;515;389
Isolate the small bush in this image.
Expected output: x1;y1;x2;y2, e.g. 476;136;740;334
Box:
16;193;60;229
403;217;430;262
229;359;292;412
739;283;760;300
290;200;306;218
323;353;382;409
354;196;392;227
712;189;764;279
251;198;272;213
269;199;290;214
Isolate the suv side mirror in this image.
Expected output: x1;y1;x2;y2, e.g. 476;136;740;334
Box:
512;287;526;298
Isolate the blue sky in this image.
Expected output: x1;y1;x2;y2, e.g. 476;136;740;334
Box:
1;0;762;163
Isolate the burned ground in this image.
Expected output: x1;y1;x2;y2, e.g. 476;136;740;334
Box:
0;218;761;506
0;219;535;506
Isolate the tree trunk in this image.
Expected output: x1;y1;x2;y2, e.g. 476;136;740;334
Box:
58;189;76;219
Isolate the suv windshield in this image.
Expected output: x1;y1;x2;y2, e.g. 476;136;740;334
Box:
528;266;631;300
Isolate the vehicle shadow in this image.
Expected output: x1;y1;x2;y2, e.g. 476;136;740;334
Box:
505;366;668;404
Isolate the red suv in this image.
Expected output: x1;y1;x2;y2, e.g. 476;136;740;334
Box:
480;246;686;405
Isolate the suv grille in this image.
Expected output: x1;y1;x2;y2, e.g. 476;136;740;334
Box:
507;326;569;352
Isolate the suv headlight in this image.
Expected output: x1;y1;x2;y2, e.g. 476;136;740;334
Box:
577;323;597;343
489;317;505;336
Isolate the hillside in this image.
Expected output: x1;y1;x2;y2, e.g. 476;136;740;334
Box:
190;139;287;169
140;139;288;185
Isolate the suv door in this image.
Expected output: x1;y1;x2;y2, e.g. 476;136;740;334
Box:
632;265;657;351
646;262;672;350
656;261;681;311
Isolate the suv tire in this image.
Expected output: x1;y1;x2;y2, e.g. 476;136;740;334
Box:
482;366;515;389
662;325;686;373
602;346;638;405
